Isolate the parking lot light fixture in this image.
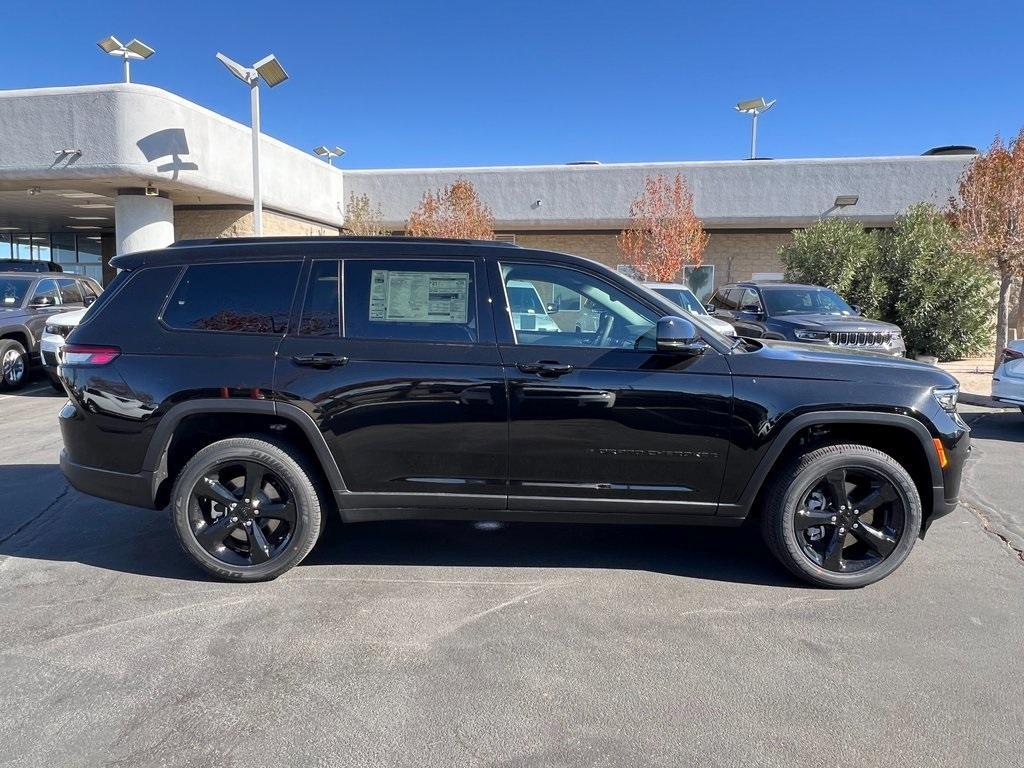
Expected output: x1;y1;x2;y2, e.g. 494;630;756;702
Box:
97;36;155;83
216;52;290;236
734;97;776;159
313;146;346;165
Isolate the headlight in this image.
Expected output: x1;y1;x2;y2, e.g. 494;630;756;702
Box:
45;324;59;335
932;385;959;412
794;330;830;341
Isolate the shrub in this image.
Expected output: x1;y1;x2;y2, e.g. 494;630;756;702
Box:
880;204;995;360
779;219;885;317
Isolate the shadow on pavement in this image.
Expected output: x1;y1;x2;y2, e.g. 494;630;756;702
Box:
0;463;797;588
962;410;1024;444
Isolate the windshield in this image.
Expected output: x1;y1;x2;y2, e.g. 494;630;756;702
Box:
652;287;706;315
507;285;546;314
763;288;855;316
0;277;32;308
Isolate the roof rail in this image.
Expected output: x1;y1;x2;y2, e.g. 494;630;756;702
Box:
167;235;521;249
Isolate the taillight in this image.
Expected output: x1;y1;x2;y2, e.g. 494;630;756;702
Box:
61;344;120;366
1002;347;1024;364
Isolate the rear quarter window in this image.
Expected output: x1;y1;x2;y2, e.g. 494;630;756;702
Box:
163;261;301;335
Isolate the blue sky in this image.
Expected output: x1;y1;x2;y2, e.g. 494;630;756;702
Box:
4;0;1021;169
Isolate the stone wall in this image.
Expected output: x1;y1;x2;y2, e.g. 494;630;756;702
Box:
174;206;340;240
508;230;793;286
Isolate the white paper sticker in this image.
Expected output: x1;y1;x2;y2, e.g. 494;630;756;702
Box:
369;270;469;324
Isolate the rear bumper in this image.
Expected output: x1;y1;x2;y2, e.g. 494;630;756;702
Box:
60;449;157;509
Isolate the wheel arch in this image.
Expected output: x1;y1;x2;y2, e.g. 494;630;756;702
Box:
0;328;32;353
144;399;347;509
733;411;942;529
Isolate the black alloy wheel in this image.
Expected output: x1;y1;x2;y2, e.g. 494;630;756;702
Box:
171;437;324;581
762;443;922;588
793;467;905;574
189;460;297;567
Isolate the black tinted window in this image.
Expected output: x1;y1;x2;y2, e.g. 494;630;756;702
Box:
299;260;340;337
163;262;300;335
713;288;736;310
57;278;82;304
344;259;477;343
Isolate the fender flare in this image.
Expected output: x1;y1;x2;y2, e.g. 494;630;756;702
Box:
732;410;942;513
143;399;348;498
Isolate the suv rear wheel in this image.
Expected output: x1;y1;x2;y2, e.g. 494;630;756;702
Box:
0;339;29;390
171;437;324;582
761;443;922;588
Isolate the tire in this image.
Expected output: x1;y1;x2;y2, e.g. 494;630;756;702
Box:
761;443;922;588
171;436;324;582
46;371;65;394
0;339;30;391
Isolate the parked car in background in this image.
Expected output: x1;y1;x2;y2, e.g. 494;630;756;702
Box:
58;236;967;588
1;259;64;273
708;281;906;356
507;279;560;333
0;272;101;389
644;282;736;336
41;308;89;392
992;341;1024;414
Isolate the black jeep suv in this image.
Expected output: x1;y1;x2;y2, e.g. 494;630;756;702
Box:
709;281;906;356
57;238;968;587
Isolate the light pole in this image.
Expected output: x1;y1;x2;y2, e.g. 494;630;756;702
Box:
313;146;346;166
734;97;776;159
97;36;155;83
216;52;290;236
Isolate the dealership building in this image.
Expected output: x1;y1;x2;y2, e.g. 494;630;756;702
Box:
0;83;973;292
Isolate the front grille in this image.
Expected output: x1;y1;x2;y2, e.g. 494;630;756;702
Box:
829;331;890;346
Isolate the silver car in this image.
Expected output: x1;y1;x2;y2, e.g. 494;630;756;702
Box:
644;282;736;336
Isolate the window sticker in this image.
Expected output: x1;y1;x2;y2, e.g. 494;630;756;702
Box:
369;270;469;323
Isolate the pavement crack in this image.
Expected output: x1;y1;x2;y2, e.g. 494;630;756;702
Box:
0;484;70;547
962;500;1024;565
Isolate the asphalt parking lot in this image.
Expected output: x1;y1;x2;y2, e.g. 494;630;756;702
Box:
1;376;1022;767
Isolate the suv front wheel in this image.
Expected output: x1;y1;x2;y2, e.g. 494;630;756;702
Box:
761;443;922;588
171;437;324;581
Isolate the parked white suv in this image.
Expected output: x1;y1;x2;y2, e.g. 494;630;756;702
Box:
992;341;1024;414
644;282;736;336
41;308;88;392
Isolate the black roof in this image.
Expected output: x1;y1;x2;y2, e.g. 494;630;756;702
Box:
112;235;522;270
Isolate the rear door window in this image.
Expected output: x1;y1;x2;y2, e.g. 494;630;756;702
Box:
343;259;477;343
298;260;341;337
163;261;301;335
57;278;83;305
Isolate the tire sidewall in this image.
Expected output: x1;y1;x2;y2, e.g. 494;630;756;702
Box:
172;440;319;581
0;340;29;390
776;451;922;588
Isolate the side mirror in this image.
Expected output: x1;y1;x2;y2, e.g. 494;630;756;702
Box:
545;303;559;315
30;295;55;308
851;304;862;316
656;315;706;356
740;304;763;315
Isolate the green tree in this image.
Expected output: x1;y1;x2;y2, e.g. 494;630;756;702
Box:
880;204;995;360
779;218;885;316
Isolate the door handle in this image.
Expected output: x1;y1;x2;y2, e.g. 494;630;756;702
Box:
292;353;349;369
517;361;574;377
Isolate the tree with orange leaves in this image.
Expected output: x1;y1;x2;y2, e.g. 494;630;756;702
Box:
617;173;709;282
948;129;1024;361
406;179;495;240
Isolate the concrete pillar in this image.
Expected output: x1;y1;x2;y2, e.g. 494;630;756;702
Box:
114;192;174;255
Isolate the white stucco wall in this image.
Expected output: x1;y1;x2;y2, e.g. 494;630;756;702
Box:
346;155;971;231
0;84;344;227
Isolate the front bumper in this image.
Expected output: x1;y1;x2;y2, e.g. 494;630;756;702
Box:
40;337;63;370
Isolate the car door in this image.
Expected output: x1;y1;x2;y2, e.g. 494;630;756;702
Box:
489;257;733;516
730;288;766;338
275;255;508;512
